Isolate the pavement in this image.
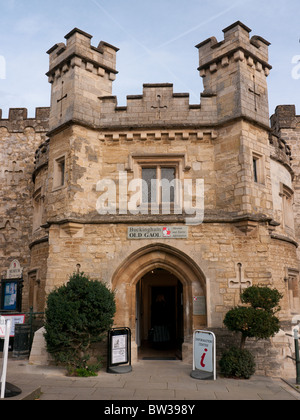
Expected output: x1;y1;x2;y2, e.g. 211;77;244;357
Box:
1;358;300;402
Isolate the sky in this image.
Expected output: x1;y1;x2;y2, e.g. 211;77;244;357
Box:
0;0;299;119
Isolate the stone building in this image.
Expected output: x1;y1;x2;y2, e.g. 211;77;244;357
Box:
1;21;300;377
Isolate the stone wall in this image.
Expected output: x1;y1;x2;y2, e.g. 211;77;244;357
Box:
0;107;49;311
271;106;300;245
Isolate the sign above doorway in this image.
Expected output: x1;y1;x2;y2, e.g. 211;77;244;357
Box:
128;226;188;240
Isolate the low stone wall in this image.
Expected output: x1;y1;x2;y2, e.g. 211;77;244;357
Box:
211;327;296;379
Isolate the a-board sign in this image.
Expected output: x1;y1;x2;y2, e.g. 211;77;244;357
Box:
0;317;22;399
0;317;7;339
0;317;11;399
0;315;25;338
191;330;216;381
107;328;132;374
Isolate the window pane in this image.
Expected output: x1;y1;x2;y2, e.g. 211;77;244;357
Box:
59;160;65;186
161;167;175;203
253;158;258;183
142;168;157;203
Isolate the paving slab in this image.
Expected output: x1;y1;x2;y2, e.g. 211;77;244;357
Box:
1;358;300;401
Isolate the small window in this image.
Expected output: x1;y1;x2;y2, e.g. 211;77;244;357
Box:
28;271;39;312
280;183;294;231
286;268;300;314
253;157;258;183
53;156;66;189
32;189;43;232
129;154;190;213
252;153;264;184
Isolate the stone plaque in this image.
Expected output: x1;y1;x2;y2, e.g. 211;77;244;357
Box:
193;296;206;316
128;226;188;240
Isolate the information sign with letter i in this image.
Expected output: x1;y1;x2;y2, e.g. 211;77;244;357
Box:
190;330;216;381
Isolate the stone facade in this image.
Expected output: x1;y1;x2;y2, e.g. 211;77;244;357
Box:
0;108;49;312
1;22;300;378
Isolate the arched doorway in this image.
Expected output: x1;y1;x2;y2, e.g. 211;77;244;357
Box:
136;268;184;360
111;243;207;362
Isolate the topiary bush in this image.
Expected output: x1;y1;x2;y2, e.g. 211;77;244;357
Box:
219;347;256;379
44;272;116;376
223;286;282;350
223;306;281;350
241;285;282;312
220;285;283;379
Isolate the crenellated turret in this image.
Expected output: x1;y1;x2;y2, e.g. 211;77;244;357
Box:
196;21;272;128
46;28;119;133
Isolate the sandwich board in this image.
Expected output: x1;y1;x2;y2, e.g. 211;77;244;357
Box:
191;330;216;381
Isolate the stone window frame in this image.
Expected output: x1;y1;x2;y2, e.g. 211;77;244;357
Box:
280;183;295;231
285;267;300;315
252;151;265;185
53;154;66;191
28;269;40;313
127;154;191;211
32;187;44;232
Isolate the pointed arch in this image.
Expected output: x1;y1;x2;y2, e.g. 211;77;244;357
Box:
111;243;207;347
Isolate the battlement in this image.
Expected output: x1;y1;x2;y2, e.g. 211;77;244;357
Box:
47;28;119;132
269;106;300;172
269;132;292;170
196;21;271;76
98;83;216;129
0;107;49;132
195;21;271;128
34;138;50;177
46;27;119;83
270;105;300;132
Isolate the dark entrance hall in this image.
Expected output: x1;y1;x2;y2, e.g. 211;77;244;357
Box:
136;268;183;360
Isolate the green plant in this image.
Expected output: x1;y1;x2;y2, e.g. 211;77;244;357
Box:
67;356;104;377
223;286;282;350
44;273;116;376
241;286;282;312
224;306;281;350
219;347;256;379
221;286;283;379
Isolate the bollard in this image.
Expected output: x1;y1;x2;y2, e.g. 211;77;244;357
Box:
294;329;300;385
